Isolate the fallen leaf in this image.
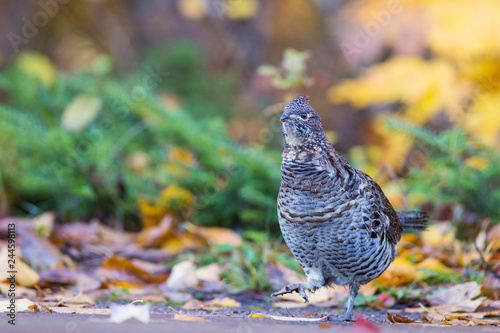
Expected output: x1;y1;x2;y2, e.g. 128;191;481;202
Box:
372;257;420;287
109;302;150;324
206;297;241;308
0;299;35;312
387;313;416;323
181;297;241;311
37;268;77;289
165;260;198;291
0;245;40;287
62;94;102;132
136;215;175;248
422;224;455;247
187;223;242;246
95;256;162;289
426;281;481;305
173;313;206;321
33;211;55;238
195;263;221;283
28;304;53;312
481;275;500;300
487;224;500;251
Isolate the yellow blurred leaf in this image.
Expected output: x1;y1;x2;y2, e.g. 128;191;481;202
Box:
422;224;455;247
15;52;56;86
206;297;241;308
0;245;39;287
178;0;207;20
329;57;471;125
463;92;500;145
188;223;242;246
373;257;420;287
137;198;169;229
158;186;194;210
224;0;259;20
62;94;102;132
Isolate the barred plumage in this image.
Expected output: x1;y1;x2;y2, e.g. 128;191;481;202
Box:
271;96;428;321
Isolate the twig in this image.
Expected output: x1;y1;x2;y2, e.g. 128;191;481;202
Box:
286;308;295;317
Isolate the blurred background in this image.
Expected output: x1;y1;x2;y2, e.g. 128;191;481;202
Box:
0;0;499;309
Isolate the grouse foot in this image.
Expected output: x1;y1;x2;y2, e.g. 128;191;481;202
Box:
270;283;309;303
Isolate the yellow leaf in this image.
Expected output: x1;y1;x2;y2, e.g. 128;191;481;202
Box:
158;186;194;210
224;0;259;20
0;245;39;287
373;257;420;287
422;224;455;247
329;57;471;125
463;92;500;146
15;52;56;87
178;0;207;20
206;297;241;308
187;223;242;246
62;94;102;132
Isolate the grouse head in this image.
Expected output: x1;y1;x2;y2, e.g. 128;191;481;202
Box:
280;96;326;147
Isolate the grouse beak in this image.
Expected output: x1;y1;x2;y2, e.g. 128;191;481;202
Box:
280;114;290;122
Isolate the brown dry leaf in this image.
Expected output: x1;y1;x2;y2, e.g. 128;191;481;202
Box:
28;303;53;312
43;289;95;307
37;268;77;289
162;231;204;255
136;215;175;248
372;257;420;287
487;224;500;251
387;313;416;324
187;223;242;247
95;256;161;289
426;281;481;305
206;297;241;308
165;260;198;291
481;275;500;300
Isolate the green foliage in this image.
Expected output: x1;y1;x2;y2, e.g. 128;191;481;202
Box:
0;49;281;230
386;118;500;222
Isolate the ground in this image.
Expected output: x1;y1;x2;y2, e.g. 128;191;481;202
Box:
2;297;498;332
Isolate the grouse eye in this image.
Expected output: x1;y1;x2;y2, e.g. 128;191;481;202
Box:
300;113;308;119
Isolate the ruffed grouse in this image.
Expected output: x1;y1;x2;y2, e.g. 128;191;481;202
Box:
271;96;428;321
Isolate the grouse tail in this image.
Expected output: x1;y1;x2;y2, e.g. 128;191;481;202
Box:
397;211;429;231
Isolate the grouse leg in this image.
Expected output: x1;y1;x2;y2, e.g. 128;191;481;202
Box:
344;282;360;321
